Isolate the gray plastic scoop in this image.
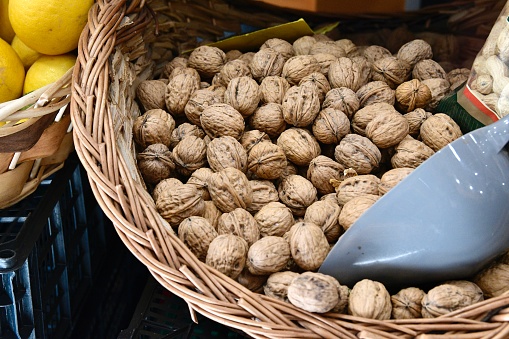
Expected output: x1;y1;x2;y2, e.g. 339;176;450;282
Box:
319;114;509;288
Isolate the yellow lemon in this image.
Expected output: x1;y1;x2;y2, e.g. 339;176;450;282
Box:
23;54;76;95
0;0;15;43
9;0;93;55
0;37;24;103
11;35;41;69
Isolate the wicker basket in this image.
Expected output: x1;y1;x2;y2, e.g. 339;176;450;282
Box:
0;69;74;209
71;0;509;338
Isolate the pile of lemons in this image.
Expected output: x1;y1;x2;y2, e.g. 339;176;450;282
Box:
0;0;94;106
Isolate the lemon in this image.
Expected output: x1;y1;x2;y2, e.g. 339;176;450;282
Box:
11;35;40;69
0;37;24;103
9;0;93;55
0;0;15;43
23;54;76;95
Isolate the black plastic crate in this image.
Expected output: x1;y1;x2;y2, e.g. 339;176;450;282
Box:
118;276;250;339
0;153;115;339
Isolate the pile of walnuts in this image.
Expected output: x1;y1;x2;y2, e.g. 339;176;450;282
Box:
131;33;499;317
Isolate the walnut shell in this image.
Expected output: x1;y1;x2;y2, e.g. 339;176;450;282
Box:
133;109;175;149
421;281;484;318
282;82;321;127
248;180;279;213
404;108;432;137
217;59;251;87
172;136;207;176
206;234;248;279
203;200;222;230
161;57;188;79
178;216;218;262
397;39;433;67
152;177;183;202
137;143;175;185
249;48;285;81
391;287;426;319
336;39;357;56
167;67;200;83
254;201;294;237
247;141;287;180
236;268;268;293
184;88;224;127
356;81;396;108
207;135;247;173
348;279;392;320
299;72;331;103
170;122;205;148
336;175;381;206
379;167;414;195
412;59;447;81
217;208;260;246
420;78;451;111
309;41;346;58
278;175;317;216
420;113;462;151
249;103;287;137
288;222;329;271
334;134;381;175
371;56;412;89
351;102;398;136
200;103;245;140
240;130;271;154
281;55;320;85
395;79;432;113
312;53;338;76
165;72;200;116
312;108;351;145
156;184;205;227
259;76;291;104
447;68;470;91
224;76;260;118
322;87;360;119
277;128;321;166
247;236;291;275
391;135;435;169
365;110;409;148
208;167;252;213
474;253;509;298
187;167;213;201
136;80;167;111
293;35;317;55
304;200;342;243
329;57;370;92
363;45;392;64
288;272;339;313
225;49;243;61
307;155;345;195
261;38;295;61
238;52;255;64
264;271;300;302
188;45;227;79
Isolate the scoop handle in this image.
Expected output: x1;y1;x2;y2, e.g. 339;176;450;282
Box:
481;114;509;154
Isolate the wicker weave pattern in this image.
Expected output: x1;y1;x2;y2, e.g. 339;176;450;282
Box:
71;0;509;337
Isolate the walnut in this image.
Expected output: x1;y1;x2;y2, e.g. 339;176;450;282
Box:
254;201;294;237
277;128;321;166
287;222;329;271
365;110;409;148
207;135;247;173
264;271;300;302
336;39;357;56
334;134;381;175
184;88;224;127
391;135;435;169
237;268;268;293
363;45;392;64
309;41;346;58
351;102;398;136
391;287;426;319
178;216;218;262
261;38;295;61
248;180;279;213
379;167;414;195
247;236;291;275
172;136;207;176
304;200;342;243
371;56;412;89
348;279;392;320
225;49;243;61
170;122;205;148
336;175;380;206
313;34;332;42
278;162;298;184
421;281;484;318
474;252;509;298
206;234;248;279
312;53;338;76
167;67;200;83
133;109;175;149
219;59;251;85
165;73;200;116
187;167;213;201
224;76;260;118
237;52;255;64
249;103;286;137
136;143;175;185
161;57;188;79
420;78;451;111
312;108;350;144
288;272;340;313
156;184;205;227
152;177;183;202
447;68;470;91
281;55;320;85
250;48;285;81
356;81;395;108
282;82;321;127
328;57;370;92
293;35;317;55
200;103;245;140
259;76;291;104
247;141;287;180
278;175;317;216
395;79;432;113
136;80;167;111
217;208;260;246
203;200;222;230
397;39;433;67
404;108;432;137
420;113;462;151
208;167;252;213
307;155;345;195
412;59;447;81
188;45;227;79
299;72;331;103
322;87;360;119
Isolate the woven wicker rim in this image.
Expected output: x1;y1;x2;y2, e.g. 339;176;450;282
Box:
71;0;509;338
